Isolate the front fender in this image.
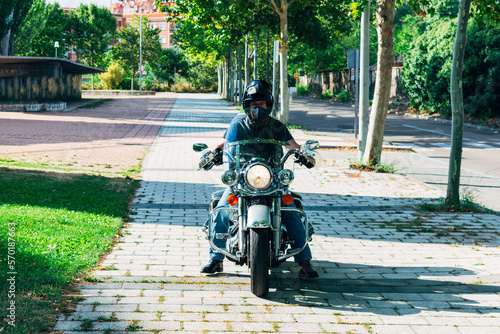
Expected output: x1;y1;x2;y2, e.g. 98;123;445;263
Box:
247;205;271;228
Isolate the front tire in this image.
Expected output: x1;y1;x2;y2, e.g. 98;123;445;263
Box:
249;228;270;297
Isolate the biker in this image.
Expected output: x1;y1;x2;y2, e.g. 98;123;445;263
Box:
201;80;319;278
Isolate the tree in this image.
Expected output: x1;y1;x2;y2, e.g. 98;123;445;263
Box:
445;0;500;207
14;2;70;57
69;4;117;69
0;0;35;55
13;0;47;55
112;16;162;90
446;0;471;207
99;64;123;89
151;48;189;86
361;0;396;166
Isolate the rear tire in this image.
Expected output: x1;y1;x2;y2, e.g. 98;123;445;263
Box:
249;228;270;297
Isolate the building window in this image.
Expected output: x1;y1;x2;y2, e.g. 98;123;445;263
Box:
151;23;156;29
160;22;166;30
160;36;166;44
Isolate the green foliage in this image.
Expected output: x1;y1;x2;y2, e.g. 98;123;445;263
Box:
403;17;500;118
112;16;162;89
15;2;70;57
349;159;397;173
99;64;123;90
186;61;218;92
68;4;117;68
462;21;500;119
320;89;333;100
335;89;351;103
0;0;35;55
296;84;312;96
151;48;189;86
403;18;456;115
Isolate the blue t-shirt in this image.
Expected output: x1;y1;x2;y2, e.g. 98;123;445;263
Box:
223;114;293;165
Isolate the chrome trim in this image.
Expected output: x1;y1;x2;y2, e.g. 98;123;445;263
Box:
277;207;310;262
227;139;290;147
238;197;247;256
247;205;271;228
272;197;281;257
208;205;241;262
244;162;273;192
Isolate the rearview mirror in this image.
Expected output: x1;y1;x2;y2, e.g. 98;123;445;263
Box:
303;140;319;150
193;143;209;152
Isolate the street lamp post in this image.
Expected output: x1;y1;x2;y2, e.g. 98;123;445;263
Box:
54;41;59;58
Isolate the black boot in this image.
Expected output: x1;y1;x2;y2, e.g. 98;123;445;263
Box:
298;260;319;278
201;259;223;273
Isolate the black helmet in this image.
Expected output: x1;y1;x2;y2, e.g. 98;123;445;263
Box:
243;80;274;110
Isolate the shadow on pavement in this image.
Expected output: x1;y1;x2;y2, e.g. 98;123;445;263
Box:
262;261;500;315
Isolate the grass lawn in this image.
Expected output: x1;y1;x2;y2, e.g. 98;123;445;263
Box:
0;166;139;333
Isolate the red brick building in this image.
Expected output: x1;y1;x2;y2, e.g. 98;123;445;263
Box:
62;0;175;61
110;0;176;48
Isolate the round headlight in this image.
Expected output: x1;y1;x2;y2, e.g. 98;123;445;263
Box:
221;170;237;186
278;169;294;185
246;164;272;189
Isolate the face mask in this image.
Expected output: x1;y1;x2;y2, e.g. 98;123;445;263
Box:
247;106;271;126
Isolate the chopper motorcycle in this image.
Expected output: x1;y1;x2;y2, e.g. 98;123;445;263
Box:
193;139;319;297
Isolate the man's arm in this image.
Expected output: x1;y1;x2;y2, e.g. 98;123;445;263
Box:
214;138;225;151
287;139;300;151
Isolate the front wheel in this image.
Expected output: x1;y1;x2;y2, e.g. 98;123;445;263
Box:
249;228;270;297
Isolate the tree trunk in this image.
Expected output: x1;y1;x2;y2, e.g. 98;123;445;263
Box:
446;0;471;206
217;63;222;96
245;36;250;87
1;11;14;56
361;0;395;165
254;31;259;80
279;6;289;123
237;44;243;104
266;28;270;82
229;47;234;102
358;2;370;159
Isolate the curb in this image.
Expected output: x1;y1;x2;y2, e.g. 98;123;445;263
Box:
318;144;414;152
390;111;499;133
82;90;156;96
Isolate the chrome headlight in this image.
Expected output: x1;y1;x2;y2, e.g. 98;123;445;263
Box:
246;164;272;189
221;170;237;186
278;169;294;185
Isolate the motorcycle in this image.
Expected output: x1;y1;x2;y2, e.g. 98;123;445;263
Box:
193;139;320;297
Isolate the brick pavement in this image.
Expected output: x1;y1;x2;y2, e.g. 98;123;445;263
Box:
55;93;500;333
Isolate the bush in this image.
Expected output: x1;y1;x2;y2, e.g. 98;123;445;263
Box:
99;65;123;90
403;18;500;119
335;89;351;103
297;84;312;96
320;89;333;100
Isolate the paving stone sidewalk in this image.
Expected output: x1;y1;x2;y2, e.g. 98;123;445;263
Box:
55;93;500;334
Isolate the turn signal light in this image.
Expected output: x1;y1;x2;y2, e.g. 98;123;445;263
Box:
283;194;294;205
227;194;238;206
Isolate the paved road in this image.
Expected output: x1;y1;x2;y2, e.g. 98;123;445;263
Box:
289;97;500;212
55;93;500;333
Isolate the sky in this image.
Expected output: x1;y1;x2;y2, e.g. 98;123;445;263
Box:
47;0;112;8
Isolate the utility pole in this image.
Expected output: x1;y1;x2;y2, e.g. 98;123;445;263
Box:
139;0;143;92
359;3;370;159
272;40;279;117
